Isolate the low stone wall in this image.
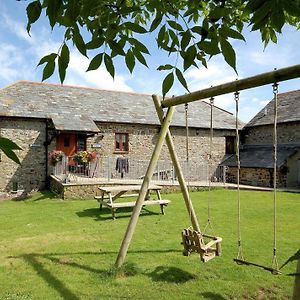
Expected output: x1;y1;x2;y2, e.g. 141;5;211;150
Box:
50;176;185;199
226;167;287;187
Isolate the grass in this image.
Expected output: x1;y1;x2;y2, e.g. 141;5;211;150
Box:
0;189;299;299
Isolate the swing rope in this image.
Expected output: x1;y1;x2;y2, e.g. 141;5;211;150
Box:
204;97;215;234
234;85;281;275
272;83;279;272
185;103;193;225
182;102;222;262
234;91;244;261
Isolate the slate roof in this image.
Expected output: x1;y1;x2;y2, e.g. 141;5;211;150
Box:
246;89;300;127
221;144;300;168
0;81;241;132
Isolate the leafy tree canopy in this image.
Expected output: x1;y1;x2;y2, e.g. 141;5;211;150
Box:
22;0;300;98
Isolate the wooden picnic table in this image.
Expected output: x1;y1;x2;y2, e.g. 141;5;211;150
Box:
95;184;170;219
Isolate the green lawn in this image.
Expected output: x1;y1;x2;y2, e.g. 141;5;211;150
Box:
0;189;299;299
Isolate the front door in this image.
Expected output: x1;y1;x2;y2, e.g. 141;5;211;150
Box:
56;133;77;157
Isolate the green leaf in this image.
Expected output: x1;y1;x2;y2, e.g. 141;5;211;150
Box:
46;0;62;28
167;20;183;31
271;6;285;32
26;0;42;32
124;22;147;34
1;148;21;165
162;72;174;98
87;53;103;71
181;30;192;50
198;40;220;56
109;40;125;56
86;37;105;49
220;38;237;73
104;54;115;78
149;13;163;32
129;38;150;54
0;137;21;164
175;68;189;92
37;53;57;67
42;61;55;81
157;25;166;45
220;26;245;41
132;48;148;67
157;64;174;71
58;44;70;83
183;45;197;71
0;137;22;151
168;29;179;47
125;50;135;73
73;25;87;57
65;0;81;22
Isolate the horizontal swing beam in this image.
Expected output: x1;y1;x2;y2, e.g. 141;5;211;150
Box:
161;64;300;108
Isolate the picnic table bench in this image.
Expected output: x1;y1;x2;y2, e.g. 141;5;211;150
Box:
94;184;170;219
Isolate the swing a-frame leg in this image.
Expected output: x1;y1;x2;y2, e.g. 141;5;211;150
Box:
181;227;222;262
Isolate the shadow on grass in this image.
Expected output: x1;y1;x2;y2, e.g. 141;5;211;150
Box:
200;292;226;300
148;266;196;283
76;206;159;220
10;249;184;299
22;254;81;300
31;190;60;202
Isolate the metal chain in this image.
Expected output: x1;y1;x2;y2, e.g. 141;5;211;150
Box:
272;83;279;273
235;91;244;261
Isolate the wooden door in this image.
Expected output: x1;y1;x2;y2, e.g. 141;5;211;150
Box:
56;133;77;157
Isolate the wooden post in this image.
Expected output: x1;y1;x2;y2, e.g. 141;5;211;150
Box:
115;106;175;268
152;95;200;232
293;258;300;300
161;64;300;108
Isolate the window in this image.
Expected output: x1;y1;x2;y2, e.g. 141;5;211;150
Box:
225;136;236;154
77;134;86;151
64;137;70;147
115;133;129;152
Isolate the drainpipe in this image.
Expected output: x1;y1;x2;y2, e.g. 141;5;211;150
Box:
44;120;50;189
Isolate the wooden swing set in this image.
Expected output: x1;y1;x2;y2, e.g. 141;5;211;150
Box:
114;64;300;270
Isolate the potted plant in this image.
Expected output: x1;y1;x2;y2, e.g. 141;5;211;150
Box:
73;150;97;165
48;150;64;166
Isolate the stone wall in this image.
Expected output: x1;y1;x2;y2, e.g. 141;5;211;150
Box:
87;122;234;178
0;118;47;193
243;122;300;145
226;166;287;187
1;118;235;194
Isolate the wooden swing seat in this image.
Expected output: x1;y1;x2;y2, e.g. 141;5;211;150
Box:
181;227;222;262
233;258;281;275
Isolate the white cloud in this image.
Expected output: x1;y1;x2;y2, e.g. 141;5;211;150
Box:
259;100;269;106
64;52;133;92
1;11;133;92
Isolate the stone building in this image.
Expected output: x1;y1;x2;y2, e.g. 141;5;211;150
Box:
0;81;241;193
0;81;239;195
222;89;300;188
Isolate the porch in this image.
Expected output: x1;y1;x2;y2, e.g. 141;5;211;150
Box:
50;155;227;199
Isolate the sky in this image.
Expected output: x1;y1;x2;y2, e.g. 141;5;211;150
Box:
0;1;300;123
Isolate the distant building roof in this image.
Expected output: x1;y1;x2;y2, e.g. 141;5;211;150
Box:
246;89;300;127
0;81;241;132
221;144;300;168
